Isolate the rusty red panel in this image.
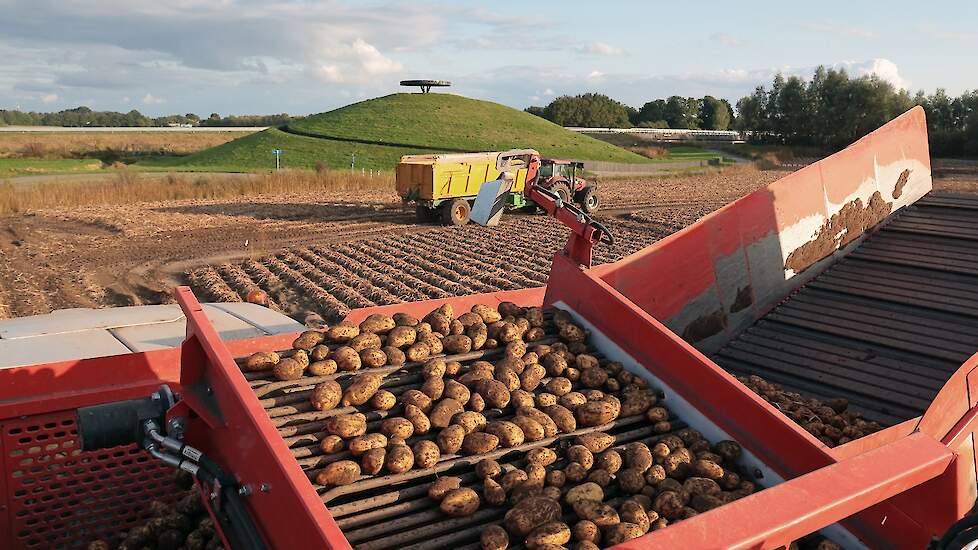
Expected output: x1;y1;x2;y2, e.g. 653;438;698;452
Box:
620;433;952;550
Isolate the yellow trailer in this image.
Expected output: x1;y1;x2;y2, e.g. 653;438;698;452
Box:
396;150;537;224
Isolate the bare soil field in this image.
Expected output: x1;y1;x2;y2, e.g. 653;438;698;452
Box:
0;162;973;324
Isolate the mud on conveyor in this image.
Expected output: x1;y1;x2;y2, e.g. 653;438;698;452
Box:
714;192;978;426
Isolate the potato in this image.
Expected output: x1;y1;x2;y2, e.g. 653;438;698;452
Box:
472;304;502;324
454;411;488;434
573;500;619;527
481;526;509;550
326;323;359;343
684;477;722;497
468;392;487;412
575;400;618;427
559;323;586;343
512;416;546;442
292;330;324;351
460;369;493;387
719;470;741;491
484;477;507;506
618;468;646;494
385;326;417;349
541;353;568;377
406;342;432;363
243;351;279;372
272;358;304;381
525;463;547;487
558;392;587;411
308;359;338;377
595;449;622;474
381;417;415;440
310;380;342;411
325;413;367;438
376;347;402;368
385;444;415;474
565;482;604;507
545;377;573;397
565;462;587;483
527;522;571;548
364;390;394;412
546;469;566;488
344;433;385;456
359;314;396;334
349;332;381;353
441;334;473;355
319;435;344;454
578;367;607;389
620;389;655;417
462;432;499;454
572;520;600;544
620;500;650;533
654;491;685;520
664;449;693;478
315;460;360;486
359;348;387;369
504;496;562;537
306;344;330;362
404;404;431;435
691;459;725;481
517;407;560;438
625;443;654;473
506;339;528;358
544;405;577;433
603;522;645;545
484;421;524;448
501;469;528;491
412;440;440;469
567;445;594;470
689;439;712;454
691;493;723;513
416;322;433;338
436;380;466;404
535;393;558;408
330;346;361;372
360;447;386;475
495;366;521;392
495;322;519;344
342;373;383;406
510;389;536;410
484;338;499;349
428;476;462;500
467;323;489;350
523;448;555;468
430;398;465;429
520;364;547;392
646;406;669;423
645;464;667;485
714;440;743;463
477;379;511;409
421;376;445;400
575;432;615;454
401;389;433;412
437;424;465;454
441;487;480;517
587;468;611;487
393;312;419;327
421;333;444;355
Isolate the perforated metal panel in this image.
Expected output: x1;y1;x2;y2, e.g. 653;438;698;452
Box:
3;410;178;549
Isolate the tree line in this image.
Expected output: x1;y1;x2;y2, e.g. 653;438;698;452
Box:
525;93;734;130
0;106;298;128
526;67;978;156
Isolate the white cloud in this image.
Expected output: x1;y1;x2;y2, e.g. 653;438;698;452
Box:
586;70;605;80
313;39;403;83
710;33;742;47
581;42;625;56
142;93;164;104
122;96;130;103
842;58;910;90
40;93;58;104
544;88;554;96
351;39;402;76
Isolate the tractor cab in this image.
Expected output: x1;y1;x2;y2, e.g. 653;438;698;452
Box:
536;159;598;213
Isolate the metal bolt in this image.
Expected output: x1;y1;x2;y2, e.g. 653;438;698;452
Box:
259;483;271;493
238;485;253;496
753;468;764;479
167;417;186;439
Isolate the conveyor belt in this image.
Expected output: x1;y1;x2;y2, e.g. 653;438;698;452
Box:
715;192;978;426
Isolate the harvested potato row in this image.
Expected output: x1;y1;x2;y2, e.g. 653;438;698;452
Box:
737;374;882;447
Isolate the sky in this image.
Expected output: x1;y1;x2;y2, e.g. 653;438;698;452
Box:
1;0;977;116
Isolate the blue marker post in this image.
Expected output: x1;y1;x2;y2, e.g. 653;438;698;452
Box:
272;149;283;170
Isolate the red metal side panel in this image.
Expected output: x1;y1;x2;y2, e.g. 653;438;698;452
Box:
341;287;545;325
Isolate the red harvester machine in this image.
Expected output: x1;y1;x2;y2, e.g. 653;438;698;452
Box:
2;105;977;549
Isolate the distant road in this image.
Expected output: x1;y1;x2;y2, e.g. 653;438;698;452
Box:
0;126;267;133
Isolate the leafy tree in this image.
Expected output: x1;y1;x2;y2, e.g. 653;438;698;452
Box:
663;96;701;129
699;96;731;130
524;106;546;118
540;93;632;127
635;99;667;127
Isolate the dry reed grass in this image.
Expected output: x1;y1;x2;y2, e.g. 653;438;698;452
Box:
0;131;245;159
0;169;394;215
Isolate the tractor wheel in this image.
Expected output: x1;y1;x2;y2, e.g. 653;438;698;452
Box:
442;198;471;226
577;186;599;213
550;181;572;204
415;205;438;223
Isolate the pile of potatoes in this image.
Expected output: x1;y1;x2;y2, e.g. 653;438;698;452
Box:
737;374;882;447
87;472;220;550
430;426;751;550
297;303;669;486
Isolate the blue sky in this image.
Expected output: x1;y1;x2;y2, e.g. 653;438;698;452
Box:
1;0;976;116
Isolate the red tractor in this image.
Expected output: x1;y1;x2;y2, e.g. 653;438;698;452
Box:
526;155;599;213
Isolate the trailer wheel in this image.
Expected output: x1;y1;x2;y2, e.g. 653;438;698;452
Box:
415;205;438;223
578;186;599;213
442;198;471;225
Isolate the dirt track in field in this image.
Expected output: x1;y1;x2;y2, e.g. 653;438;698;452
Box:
0;162;973;324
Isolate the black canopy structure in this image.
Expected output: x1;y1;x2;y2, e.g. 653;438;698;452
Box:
399;79;451;93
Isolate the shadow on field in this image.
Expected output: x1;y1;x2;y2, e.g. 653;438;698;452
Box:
155;201;418;224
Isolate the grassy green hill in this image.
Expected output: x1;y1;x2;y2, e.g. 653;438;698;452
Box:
149;93;649;172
